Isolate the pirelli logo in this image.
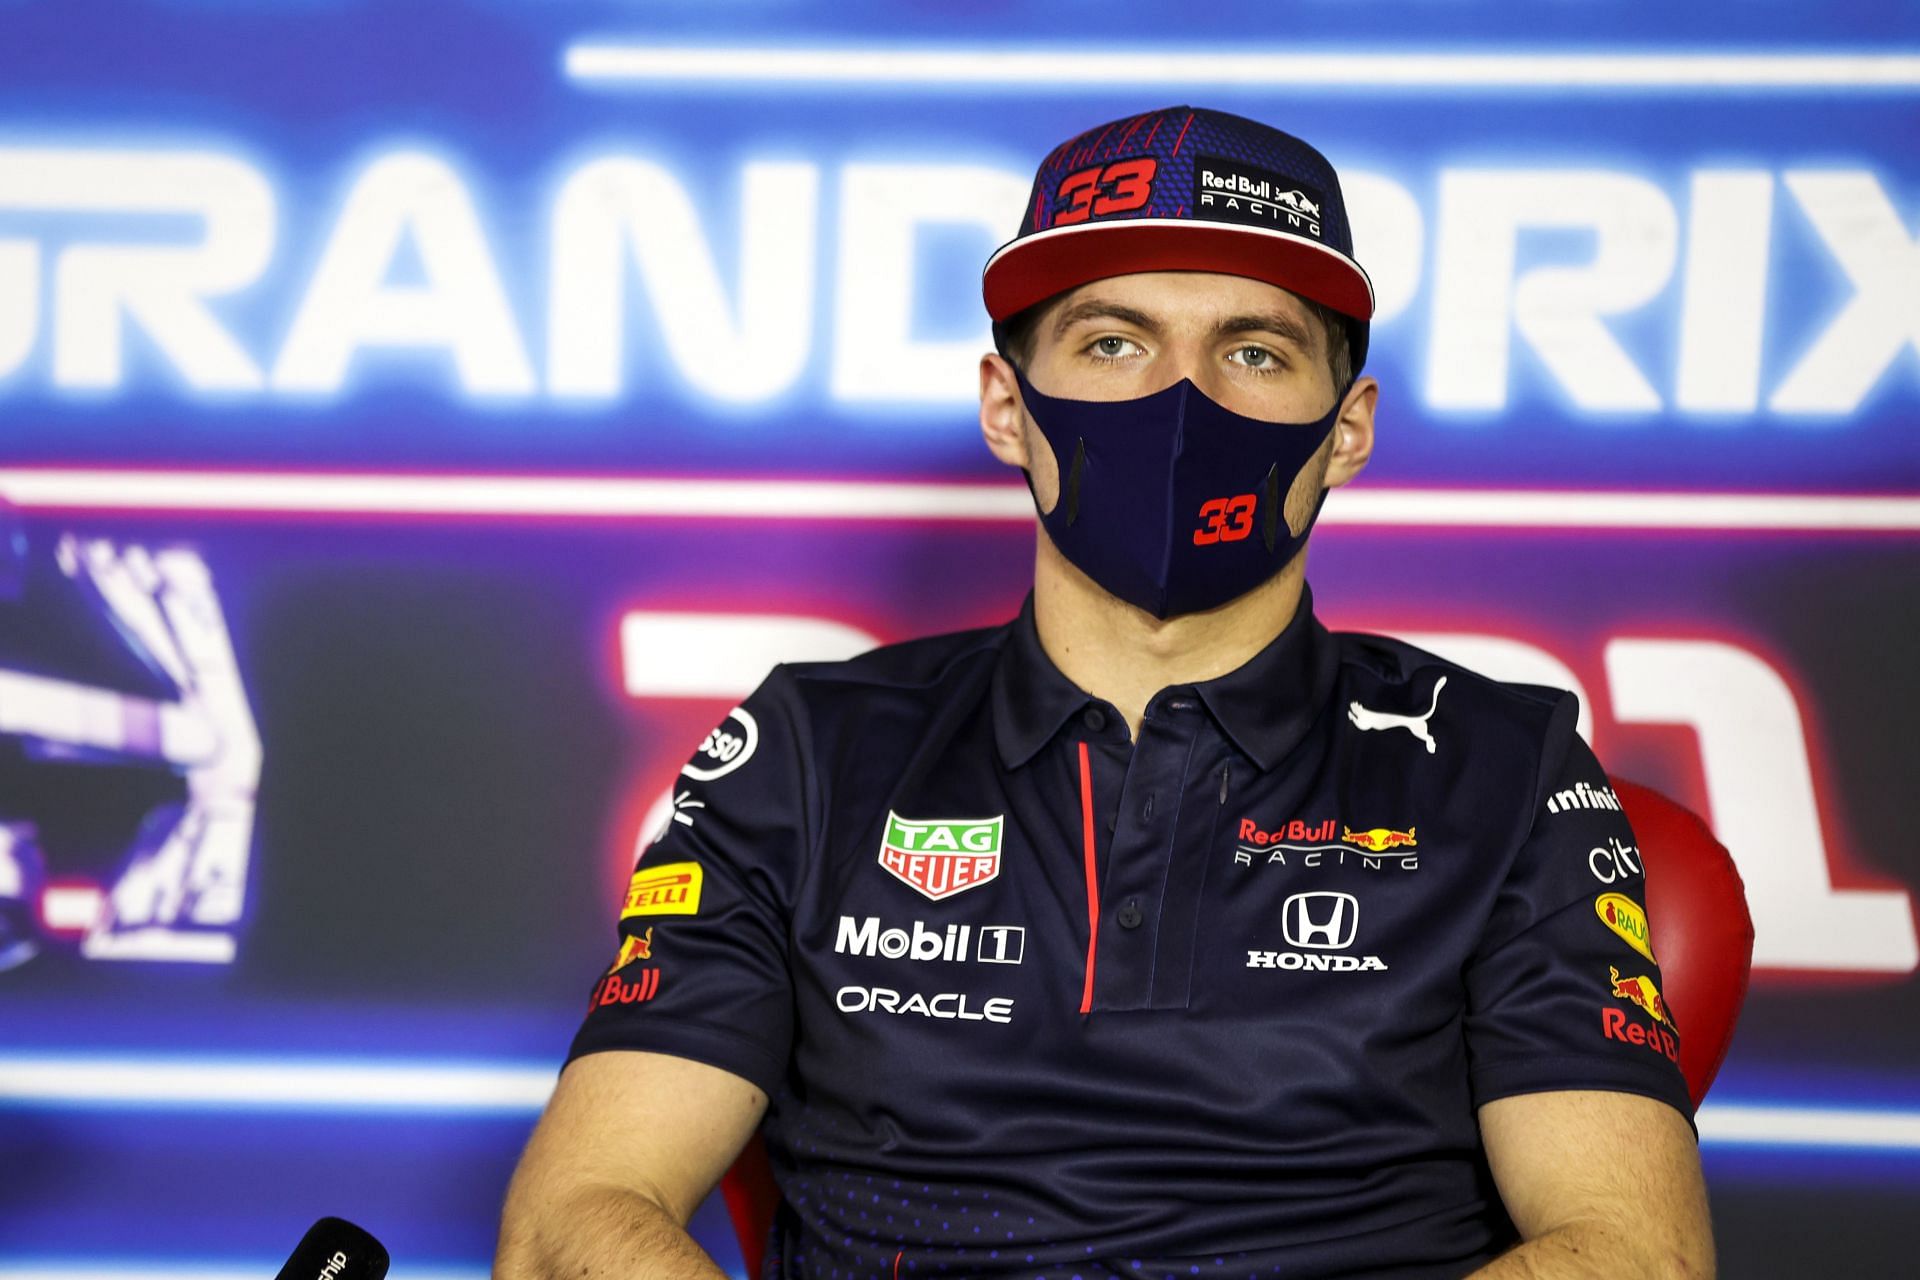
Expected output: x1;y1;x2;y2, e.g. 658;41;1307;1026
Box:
622;861;704;918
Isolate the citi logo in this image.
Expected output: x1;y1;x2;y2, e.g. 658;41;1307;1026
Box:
1282;891;1359;950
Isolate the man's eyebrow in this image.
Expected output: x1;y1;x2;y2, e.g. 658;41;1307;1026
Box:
1050;299;1161;342
1216;310;1319;354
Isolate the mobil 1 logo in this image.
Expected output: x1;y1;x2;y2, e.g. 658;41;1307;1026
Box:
836;915;1026;965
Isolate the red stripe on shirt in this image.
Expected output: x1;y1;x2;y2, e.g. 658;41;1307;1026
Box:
1078;740;1100;1014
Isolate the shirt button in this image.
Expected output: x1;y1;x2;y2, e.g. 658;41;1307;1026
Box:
1116;898;1143;929
1082;707;1107;731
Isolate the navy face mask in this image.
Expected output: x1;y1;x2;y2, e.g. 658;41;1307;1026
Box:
1013;365;1350;619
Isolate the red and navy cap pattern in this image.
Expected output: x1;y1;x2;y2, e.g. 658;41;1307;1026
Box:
983;106;1375;360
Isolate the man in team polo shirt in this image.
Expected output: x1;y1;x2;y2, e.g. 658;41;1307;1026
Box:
498;106;1713;1279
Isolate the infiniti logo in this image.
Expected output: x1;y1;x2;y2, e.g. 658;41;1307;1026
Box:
1282;891;1359;950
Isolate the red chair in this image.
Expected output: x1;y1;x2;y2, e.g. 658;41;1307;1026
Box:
1611;774;1755;1107
716;774;1754;1276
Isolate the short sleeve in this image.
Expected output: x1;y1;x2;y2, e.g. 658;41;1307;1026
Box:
563;665;811;1098
1462;689;1696;1128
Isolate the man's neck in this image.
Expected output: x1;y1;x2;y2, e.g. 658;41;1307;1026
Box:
1030;534;1309;743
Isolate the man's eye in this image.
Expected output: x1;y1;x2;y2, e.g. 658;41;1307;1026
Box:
1089;336;1140;360
1231;346;1283;371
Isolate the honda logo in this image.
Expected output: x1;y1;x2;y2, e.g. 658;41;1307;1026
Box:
1282;892;1358;950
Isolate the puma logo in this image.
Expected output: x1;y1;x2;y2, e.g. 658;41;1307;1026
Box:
1347;676;1448;754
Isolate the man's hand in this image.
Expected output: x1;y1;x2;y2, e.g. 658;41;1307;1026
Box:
1469;1089;1713;1278
494;1049;768;1280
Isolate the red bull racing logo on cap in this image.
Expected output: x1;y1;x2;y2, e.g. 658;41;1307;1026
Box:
1195;156;1325;238
878;812;1004;901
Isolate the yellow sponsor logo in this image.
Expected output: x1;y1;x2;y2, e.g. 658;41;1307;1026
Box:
622;862;703;918
1595;892;1656;962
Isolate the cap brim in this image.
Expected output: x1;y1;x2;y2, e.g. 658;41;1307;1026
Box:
982;218;1375;325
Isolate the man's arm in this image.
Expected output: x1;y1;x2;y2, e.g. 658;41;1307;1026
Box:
1468;1089;1713;1279
494;1049;769;1280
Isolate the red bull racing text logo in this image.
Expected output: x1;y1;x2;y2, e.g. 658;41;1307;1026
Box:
1241;817;1338;846
1233;816;1419;870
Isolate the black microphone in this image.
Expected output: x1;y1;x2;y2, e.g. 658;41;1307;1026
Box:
274;1217;389;1280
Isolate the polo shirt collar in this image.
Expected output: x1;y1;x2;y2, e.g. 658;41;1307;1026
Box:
1191;578;1340;772
992;592;1094;770
991;579;1339;773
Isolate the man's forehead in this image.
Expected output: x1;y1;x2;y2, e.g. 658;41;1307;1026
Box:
1047;274;1319;343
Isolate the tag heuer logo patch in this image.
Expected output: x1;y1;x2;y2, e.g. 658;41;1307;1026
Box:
877;812;1004;900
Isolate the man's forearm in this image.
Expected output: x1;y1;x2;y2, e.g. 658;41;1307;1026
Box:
1465;1221;1711;1279
494;1185;731;1280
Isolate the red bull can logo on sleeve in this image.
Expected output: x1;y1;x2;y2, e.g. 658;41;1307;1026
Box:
605;926;654;975
1608;964;1675;1028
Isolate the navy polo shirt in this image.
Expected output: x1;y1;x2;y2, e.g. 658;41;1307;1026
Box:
566;579;1694;1279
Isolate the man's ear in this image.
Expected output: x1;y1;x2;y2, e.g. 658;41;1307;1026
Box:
979;352;1031;470
1324;375;1378;490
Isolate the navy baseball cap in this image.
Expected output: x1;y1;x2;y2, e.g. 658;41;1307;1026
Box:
983;105;1374;374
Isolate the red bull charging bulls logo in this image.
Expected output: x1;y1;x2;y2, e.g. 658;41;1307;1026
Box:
1602;965;1681;1065
1608;964;1675;1027
1341;825;1418;854
604;926;654;976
